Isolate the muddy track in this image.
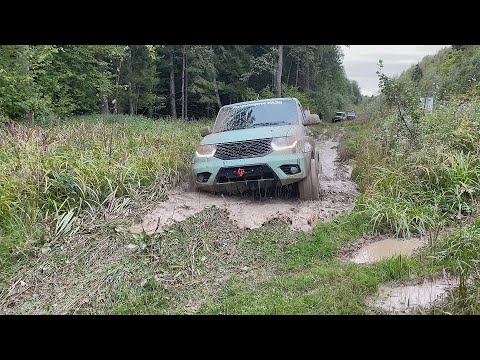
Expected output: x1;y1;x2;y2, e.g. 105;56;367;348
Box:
129;134;359;234
0;132;360;314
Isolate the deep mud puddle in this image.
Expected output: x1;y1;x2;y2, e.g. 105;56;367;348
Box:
367;275;458;314
350;237;426;264
129;137;359;234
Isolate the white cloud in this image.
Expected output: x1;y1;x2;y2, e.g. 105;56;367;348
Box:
341;45;448;96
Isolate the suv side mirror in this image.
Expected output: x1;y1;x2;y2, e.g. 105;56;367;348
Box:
200;127;211;137
303;114;321;126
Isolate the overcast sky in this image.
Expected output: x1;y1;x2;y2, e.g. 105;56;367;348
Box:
341;45;449;96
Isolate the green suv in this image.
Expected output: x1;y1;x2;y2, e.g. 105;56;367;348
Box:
192;98;321;200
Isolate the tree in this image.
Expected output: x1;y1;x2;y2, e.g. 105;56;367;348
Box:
377;60;422;144
411;64;423;84
351;80;362;105
39;45;117;116
0;45;56;120
187;45;226;116
167;46;178;119
181;46;187;119
120;45;162;117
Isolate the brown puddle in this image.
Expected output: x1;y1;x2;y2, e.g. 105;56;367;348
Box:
128;190;351;234
350;237;426;264
367;276;458;314
129;137;359;234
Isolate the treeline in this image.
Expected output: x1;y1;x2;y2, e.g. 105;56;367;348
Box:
399;45;480;100
0;45;361;122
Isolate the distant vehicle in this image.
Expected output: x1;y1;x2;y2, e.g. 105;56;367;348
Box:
346;111;356;120
332;112;346;123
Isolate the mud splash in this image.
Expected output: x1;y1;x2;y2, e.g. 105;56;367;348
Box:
129;137;359;234
351;237;426;264
367;275;458;314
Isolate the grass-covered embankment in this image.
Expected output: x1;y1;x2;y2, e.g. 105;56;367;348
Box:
339;98;480;313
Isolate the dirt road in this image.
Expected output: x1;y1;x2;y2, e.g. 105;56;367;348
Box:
129;135;359;234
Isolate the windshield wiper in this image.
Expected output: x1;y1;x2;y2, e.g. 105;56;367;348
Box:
251;122;291;127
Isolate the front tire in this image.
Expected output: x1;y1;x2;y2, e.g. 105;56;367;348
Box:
298;159;320;201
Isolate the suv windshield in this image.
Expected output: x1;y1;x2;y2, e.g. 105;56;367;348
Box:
213;99;299;133
335;112;344;116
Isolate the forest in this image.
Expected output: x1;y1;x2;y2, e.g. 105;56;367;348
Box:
0;45;362;122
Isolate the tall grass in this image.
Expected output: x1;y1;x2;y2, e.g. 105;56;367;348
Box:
0;115;210;273
433;219;480;313
344;97;480;313
349;99;480;238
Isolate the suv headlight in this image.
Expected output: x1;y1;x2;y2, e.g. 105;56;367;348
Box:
271;137;299;151
195;144;217;157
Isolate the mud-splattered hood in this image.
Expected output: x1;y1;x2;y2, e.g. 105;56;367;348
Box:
200;125;304;145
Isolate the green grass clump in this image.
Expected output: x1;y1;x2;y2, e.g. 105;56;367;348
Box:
429;218;480;314
0;115;211;277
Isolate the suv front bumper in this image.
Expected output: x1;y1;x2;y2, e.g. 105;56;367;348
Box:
192;151;310;191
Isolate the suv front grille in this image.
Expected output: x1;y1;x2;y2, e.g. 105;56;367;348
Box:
214;138;272;160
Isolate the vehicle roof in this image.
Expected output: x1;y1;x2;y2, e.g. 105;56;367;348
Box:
221;97;299;108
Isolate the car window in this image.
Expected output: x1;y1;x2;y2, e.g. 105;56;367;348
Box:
213;99;300;133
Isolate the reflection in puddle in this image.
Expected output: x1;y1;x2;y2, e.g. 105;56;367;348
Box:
367;276;458;313
351;238;425;264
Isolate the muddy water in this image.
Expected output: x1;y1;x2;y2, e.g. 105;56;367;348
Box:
351;237;426;264
129;137;359;234
319;139;338;180
367;276;459;314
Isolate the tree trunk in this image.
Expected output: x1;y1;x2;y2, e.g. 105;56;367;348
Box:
286;58;293;86
113;57;123;115
127;46;134;116
185;48;188;120
129;81;134;116
272;54;275;91
212;63;222;109
181;46;186;119
304;62;310;92
169;51;177;119
19;45;35;122
96;53;110;115
295;60;300;88
274;45;283;97
307;63;310;91
101;95;110;114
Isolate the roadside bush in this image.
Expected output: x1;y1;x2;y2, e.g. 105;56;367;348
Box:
352;87;480;237
433;219;480;313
